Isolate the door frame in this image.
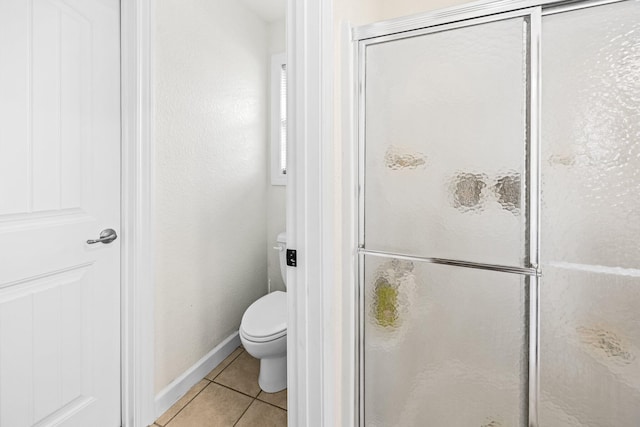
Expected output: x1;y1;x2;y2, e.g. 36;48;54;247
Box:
286;0;340;425
121;1;155;426
118;1;332;425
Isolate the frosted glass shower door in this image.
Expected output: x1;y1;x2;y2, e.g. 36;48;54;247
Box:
360;12;533;426
362;256;529;426
540;1;640;425
363;16;530;267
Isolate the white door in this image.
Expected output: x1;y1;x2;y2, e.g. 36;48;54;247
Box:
0;0;121;425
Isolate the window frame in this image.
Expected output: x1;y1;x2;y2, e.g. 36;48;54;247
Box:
271;52;287;186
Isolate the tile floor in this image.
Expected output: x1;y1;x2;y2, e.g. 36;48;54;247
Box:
152;347;287;427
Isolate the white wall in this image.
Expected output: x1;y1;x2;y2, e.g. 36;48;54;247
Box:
154;0;269;393
335;0;474;27
267;17;287;292
376;0;474;22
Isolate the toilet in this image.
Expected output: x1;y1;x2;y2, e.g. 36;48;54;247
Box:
239;231;287;393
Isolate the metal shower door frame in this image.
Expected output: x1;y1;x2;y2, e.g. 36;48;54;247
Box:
354;7;540;425
353;0;633;424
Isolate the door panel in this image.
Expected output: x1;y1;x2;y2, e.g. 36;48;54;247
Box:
363;16;529;267
540;1;640;425
540;0;640;270
0;0;121;425
360;13;532;426
363;255;527;426
540;267;640;426
32;0;91;212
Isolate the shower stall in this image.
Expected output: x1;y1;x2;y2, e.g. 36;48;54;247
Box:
354;0;640;425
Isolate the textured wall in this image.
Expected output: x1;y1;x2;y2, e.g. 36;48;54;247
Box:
375;0;474;22
154;0;268;393
267;18;287;292
335;0;473;26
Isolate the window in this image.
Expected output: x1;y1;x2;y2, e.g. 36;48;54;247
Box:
271;53;287;185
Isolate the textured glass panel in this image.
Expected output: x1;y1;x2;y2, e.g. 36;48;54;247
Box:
363;255;527;426
541;2;640;425
364;18;528;266
540;266;640;426
541;1;640;269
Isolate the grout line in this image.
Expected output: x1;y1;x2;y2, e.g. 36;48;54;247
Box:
157;347;247;426
160;382;211;427
209;348;245;381
214;381;261;400
254;396;288;412
159;347;287;427
233;397;257;427
208;347;244;384
213;381;288;412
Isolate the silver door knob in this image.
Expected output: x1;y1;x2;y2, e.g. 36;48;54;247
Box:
87;228;118;245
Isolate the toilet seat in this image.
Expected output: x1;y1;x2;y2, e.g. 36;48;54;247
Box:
240;291;286;343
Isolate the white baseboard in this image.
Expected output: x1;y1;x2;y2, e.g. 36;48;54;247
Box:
154;331;241;418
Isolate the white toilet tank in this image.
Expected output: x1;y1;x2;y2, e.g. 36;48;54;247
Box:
276;231;287;287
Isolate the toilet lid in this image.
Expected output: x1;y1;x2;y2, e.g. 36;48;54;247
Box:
240;291;287;342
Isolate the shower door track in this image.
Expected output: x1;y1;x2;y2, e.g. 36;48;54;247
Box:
352;0;628;40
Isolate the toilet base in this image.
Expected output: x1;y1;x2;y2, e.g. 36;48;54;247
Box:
258;354;287;393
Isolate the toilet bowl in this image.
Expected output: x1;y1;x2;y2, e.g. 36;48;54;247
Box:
239;232;287;393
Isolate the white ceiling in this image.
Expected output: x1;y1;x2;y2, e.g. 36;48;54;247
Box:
240;0;286;23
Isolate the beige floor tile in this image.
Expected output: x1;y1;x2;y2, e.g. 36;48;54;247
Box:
205;346;243;381
213;351;261;397
257;389;287;410
235;400;287;427
166;383;252;427
155;379;209;426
